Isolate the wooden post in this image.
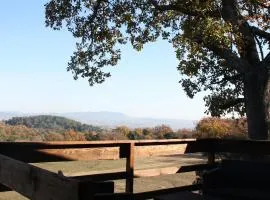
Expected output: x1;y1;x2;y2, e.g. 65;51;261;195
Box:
125;143;134;193
207;152;215;165
78;180;114;200
207;140;215;165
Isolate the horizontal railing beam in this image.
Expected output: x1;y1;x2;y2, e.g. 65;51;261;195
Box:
0;154;79;200
176;163;218;173
0;139;194;162
70;171;127;181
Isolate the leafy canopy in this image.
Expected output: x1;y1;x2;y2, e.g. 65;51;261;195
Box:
45;0;270;116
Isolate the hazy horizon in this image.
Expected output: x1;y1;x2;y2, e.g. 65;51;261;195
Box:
0;110;201;121
0;110;198;130
0;1;207;121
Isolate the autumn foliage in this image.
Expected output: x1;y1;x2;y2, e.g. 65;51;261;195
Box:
0;116;249;141
195;117;247;139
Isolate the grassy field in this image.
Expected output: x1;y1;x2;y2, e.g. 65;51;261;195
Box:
0;154;204;200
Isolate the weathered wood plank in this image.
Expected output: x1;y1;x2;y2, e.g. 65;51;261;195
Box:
213;139;270;155
0;143;128;162
4;138;270;155
0;154;79;200
70;163;214;182
133;163;216;177
184;140;214;154
176;164;217;173
134;139;195;146
39;147;119;161
135;144;188;157
43;144;189;161
2;139;270;164
134;167;180;177
94;184;201;200
0;139;193;149
77;181;114;200
154;191;204;200
134;184;201;199
190;139;270;155
0;140;193;162
207;152;215;164
70;171;127;181
0;148;73;163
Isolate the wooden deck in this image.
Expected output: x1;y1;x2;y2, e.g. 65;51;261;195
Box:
155;191;204;200
0;139;269;199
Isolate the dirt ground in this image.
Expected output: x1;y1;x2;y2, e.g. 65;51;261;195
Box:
0;154;205;200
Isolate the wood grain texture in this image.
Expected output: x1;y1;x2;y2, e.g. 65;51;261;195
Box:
0;154;79;200
94;184;201;200
0;139;193;162
2;139;269;199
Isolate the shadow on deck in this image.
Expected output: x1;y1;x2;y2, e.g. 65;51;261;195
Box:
0;139;269;199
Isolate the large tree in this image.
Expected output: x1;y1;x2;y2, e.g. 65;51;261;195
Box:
45;0;270;139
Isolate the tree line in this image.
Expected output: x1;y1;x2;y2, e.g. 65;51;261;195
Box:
0;115;247;142
5;115;102;132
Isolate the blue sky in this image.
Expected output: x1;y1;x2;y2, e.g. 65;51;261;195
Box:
0;1;206;120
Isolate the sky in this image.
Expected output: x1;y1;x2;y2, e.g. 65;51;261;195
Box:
0;1;207;120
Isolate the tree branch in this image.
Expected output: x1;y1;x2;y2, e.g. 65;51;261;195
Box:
210;46;248;73
191;35;250;73
221;0;260;65
219;98;245;110
150;0;220;18
254;33;264;59
210;73;243;85
86;0;104;46
250;26;270;41
262;52;270;68
255;1;270;9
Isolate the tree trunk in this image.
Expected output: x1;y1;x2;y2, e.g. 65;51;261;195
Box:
245;68;270;140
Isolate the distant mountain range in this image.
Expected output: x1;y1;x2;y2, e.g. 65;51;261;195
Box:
0;111;196;130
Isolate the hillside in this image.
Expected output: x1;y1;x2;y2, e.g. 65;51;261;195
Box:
0;111;196;130
4;115;102;132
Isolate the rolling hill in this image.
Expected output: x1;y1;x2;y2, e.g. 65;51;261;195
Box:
4;115;102;132
1;111;196;130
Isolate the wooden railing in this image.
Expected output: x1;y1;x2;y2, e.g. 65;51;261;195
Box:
0;139;269;199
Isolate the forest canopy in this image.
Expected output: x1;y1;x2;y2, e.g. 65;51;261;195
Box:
5;115;102;132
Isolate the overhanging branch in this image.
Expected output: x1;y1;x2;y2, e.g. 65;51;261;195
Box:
254;1;270;9
191;35;250;73
219;98;245;110
150;0;220;18
210;73;243;85
250;26;270;41
262;52;270;68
